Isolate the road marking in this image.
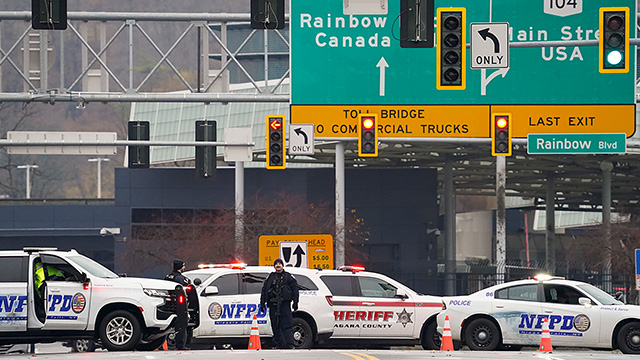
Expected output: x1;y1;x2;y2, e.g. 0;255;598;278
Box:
352;352;380;360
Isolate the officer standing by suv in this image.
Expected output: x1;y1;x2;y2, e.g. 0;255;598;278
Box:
260;258;299;349
166;259;191;350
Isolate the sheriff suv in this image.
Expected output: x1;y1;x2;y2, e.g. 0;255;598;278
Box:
0;248;187;351
183;263;334;349
318;266;443;349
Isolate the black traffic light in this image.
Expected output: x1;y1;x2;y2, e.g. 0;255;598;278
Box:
400;0;434;48
491;113;511;157
266;115;286;169
251;0;285;29
195;120;217;178
599;7;629;73
358;114;378;157
128;121;150;168
436;8;466;90
32;0;67;30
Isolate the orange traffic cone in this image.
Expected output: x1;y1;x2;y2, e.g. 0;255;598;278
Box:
440;315;454;351
539;317;553;353
248;314;262;350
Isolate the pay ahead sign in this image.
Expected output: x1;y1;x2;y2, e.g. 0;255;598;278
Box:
470;23;509;69
259;234;334;269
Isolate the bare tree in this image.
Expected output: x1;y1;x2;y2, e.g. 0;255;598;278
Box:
122;192;370;275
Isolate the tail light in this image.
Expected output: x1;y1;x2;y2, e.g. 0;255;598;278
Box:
325;295;333;306
178;294;186;304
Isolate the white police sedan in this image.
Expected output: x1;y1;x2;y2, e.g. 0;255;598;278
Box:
437;275;640;354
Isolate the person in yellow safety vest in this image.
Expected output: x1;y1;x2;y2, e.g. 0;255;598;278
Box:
34;260;64;298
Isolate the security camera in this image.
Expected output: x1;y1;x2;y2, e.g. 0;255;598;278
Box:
100;227;121;236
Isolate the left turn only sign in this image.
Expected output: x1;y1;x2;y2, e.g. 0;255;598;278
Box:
259;234;334;269
470;23;509;69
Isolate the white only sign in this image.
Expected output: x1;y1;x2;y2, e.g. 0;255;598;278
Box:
279;241;308;268
289;124;315;155
470;23;509;69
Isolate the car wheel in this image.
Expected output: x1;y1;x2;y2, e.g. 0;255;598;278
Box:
134;336;166;351
292;317;314;349
421;321;440;350
617;321;640;354
71;339;96;352
99;310;142;351
464;318;500;351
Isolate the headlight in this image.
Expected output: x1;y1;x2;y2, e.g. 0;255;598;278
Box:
143;288;171;298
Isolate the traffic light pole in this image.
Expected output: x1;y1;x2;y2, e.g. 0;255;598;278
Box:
496;156;506;284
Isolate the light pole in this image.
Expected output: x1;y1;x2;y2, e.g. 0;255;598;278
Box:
88;158;110;198
17;164;38;199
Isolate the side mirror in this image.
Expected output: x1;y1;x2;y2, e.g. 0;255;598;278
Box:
203;285;219;296
578;297;592;307
194;278;202;286
395;289;409;300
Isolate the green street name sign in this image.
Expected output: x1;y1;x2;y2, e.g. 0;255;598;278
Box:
527;133;626;154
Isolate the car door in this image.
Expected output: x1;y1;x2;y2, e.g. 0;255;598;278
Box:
542;284;600;347
320;274;361;337
492;284;543;345
40;255;91;330
0;255;28;332
241;272;271;336
197;273;244;336
356;275;415;338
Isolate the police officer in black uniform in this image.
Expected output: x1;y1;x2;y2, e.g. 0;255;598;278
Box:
165;259;191;350
260;258;299;349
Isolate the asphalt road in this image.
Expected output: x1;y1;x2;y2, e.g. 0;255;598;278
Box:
2;343;634;360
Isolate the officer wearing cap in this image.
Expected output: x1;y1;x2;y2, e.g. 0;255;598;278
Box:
165;259;191;350
260;258;299;349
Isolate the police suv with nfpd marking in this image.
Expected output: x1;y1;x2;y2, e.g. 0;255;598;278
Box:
437;275;640;354
183;264;334;349
0;248;187;351
317;266;443;349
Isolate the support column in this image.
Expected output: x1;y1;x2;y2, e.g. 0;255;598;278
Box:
335;142;345;268
545;172;556;274
601;160;613;294
235;161;245;255
444;157;456;295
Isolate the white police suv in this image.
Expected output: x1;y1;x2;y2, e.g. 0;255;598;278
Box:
437;275;640;354
183;263;334;349
0;248;187;351
317;266;443;349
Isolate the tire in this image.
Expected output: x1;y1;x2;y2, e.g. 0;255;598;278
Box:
71;339;96;353
134;336;166;351
98;310;142;351
421;321;440;350
617;321;640;354
464;318;500;351
292;317;314;349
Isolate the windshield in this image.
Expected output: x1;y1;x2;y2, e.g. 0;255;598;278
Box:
576;283;623;305
68;255;119;278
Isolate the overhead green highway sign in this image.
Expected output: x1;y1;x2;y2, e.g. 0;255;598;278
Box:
290;0;636;139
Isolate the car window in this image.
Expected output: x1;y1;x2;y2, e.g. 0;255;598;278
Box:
358;276;398;298
495;284;538;301
0;256;27;282
209;274;239;296
294;274;319;291
544;284;584;305
243;272;268;294
40;255;83;282
321;275;356;296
